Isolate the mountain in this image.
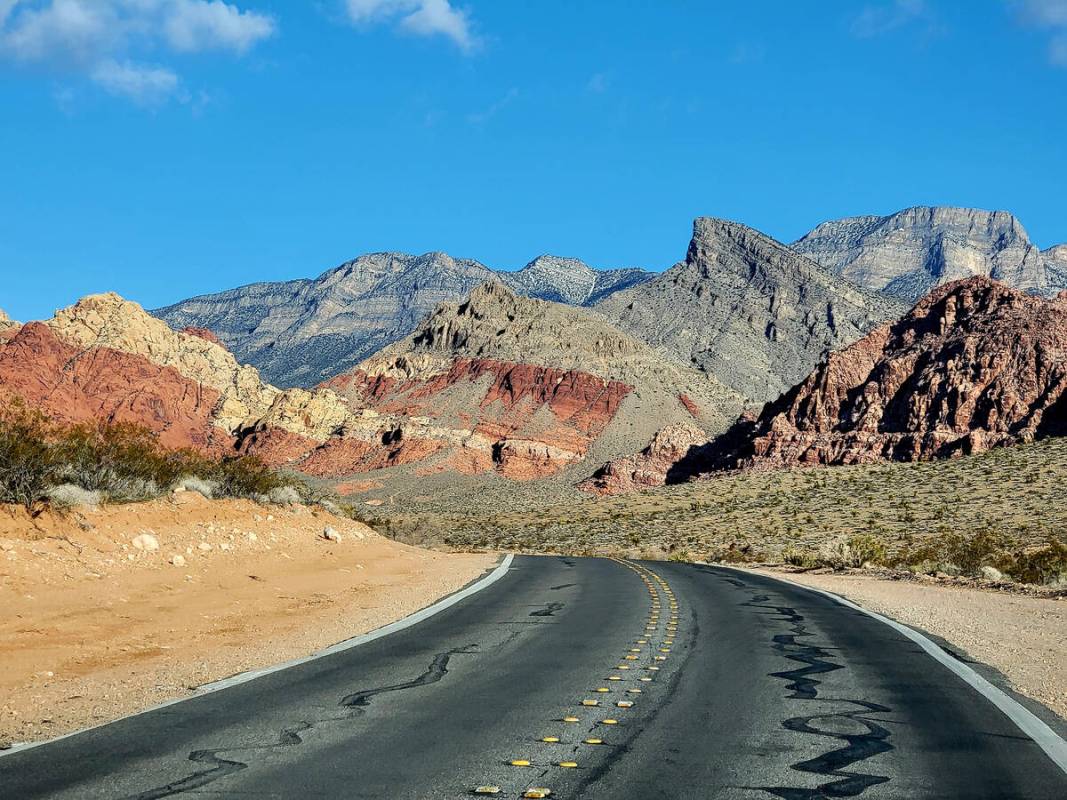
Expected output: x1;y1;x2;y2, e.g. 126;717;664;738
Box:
595;217;904;403
1046;245;1067;286
0;292;371;456
300;281;743;482
501;255;651;305
154;252;653;388
692;276;1067;474
793;206;1067;303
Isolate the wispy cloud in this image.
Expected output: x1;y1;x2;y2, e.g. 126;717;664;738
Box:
0;1;276;105
1014;0;1067;67
466;86;517;125
586;72;608;93
91;58;180;105
850;0;936;38
729;41;766;65
343;0;478;53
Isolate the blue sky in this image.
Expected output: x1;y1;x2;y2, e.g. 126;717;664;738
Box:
1;1;1066;322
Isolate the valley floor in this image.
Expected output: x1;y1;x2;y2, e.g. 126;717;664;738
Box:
0;494;493;747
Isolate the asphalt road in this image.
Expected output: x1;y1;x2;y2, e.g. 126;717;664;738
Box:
3;555;1066;799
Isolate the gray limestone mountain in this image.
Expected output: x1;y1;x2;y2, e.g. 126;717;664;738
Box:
154;251;652;388
1045;244;1067;288
595;217;904;404
793;206;1067;303
501;255;651;305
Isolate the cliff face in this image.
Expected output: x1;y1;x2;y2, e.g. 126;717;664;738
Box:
793;206;1067;302
154;252;652;388
596;218;903;403
0;322;228;451
695;277;1067;473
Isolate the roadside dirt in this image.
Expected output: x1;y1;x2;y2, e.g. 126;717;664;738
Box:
0;492;494;746
751;567;1067;721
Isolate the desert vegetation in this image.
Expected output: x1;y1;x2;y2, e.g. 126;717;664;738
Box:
370;437;1067;588
0;399;352;516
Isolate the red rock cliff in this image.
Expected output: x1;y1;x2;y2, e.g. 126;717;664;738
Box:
700;277;1067;472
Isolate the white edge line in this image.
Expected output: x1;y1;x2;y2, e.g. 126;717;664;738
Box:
1;553;515;759
729;566;1067;777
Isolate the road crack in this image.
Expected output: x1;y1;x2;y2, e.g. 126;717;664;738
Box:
126;647;476;799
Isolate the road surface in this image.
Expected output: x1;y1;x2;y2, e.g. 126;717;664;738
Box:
2;555;1065;799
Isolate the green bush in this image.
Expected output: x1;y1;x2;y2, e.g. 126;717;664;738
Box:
0;398;321;511
0;401;63;513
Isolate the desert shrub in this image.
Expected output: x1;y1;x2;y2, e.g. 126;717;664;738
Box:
998;540;1067;586
57;421;190;500
45;483;103;509
781;546;819;568
175;475;217;499
846;534;887;567
267;485;302;506
211;455;287;500
893;528;1010;576
0;401;63;512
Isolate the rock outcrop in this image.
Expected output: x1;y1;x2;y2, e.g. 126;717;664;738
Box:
324;282;743;481
0;309;19;344
154;251;651;387
596;218;903;403
691;277;1067;473
793;206;1067;302
0;293;394;466
579;422;710;494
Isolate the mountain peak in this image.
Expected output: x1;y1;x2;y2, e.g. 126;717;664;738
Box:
793;205;1063;302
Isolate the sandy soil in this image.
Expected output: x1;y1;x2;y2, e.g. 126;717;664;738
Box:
0;492;494;747
751;568;1067;721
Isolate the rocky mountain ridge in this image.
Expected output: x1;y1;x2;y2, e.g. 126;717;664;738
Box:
596;217;904;403
793;206;1067;303
587;276;1067;493
313;281;744;481
154;251;653;388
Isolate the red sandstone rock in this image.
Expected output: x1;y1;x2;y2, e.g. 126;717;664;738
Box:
701;277;1067;472
0;323;227;451
330;358;632;480
180;326;224;347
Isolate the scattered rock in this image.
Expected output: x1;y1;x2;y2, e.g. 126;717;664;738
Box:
131;533;159;552
170;555;187;567
197;542;212;552
323;527;342;543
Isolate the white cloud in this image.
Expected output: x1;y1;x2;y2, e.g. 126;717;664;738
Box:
344;0;477;52
164;0;276;54
1014;0;1067;67
850;0;931;38
0;1;275;104
91;58;180;104
1016;0;1067;26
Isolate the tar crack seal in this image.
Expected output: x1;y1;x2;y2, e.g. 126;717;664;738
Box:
705;570;893;800
126;647;476;799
